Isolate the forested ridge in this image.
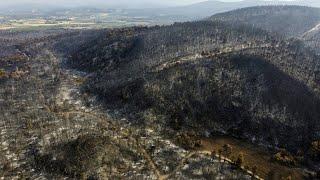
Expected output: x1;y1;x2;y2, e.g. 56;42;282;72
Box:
68;17;320;153
210;5;320;55
210;5;320;37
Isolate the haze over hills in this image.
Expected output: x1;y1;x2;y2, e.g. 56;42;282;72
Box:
2;0;320;30
210;5;320;37
210;5;320;54
1;0;320;18
127;0;320;19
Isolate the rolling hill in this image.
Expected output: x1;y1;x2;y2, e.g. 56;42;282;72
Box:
302;24;320;53
210;5;320;37
67;20;320;152
210;5;320;54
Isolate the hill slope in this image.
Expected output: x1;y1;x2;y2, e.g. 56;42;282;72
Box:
302;24;320;53
210;6;320;37
68;21;320;151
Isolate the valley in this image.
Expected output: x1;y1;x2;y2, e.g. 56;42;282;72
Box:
1;4;320;180
0;33;306;179
0;31;256;179
0;10;160;31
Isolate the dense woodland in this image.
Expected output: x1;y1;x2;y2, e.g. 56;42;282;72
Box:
70;21;278;91
210;5;320;37
68;15;320;152
0;31;253;179
210;5;320;55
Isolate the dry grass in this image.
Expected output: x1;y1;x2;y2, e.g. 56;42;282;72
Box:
199;136;305;180
74;77;86;85
0;69;7;78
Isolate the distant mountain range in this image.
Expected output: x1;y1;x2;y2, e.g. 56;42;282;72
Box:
128;0;320;19
2;0;320;19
